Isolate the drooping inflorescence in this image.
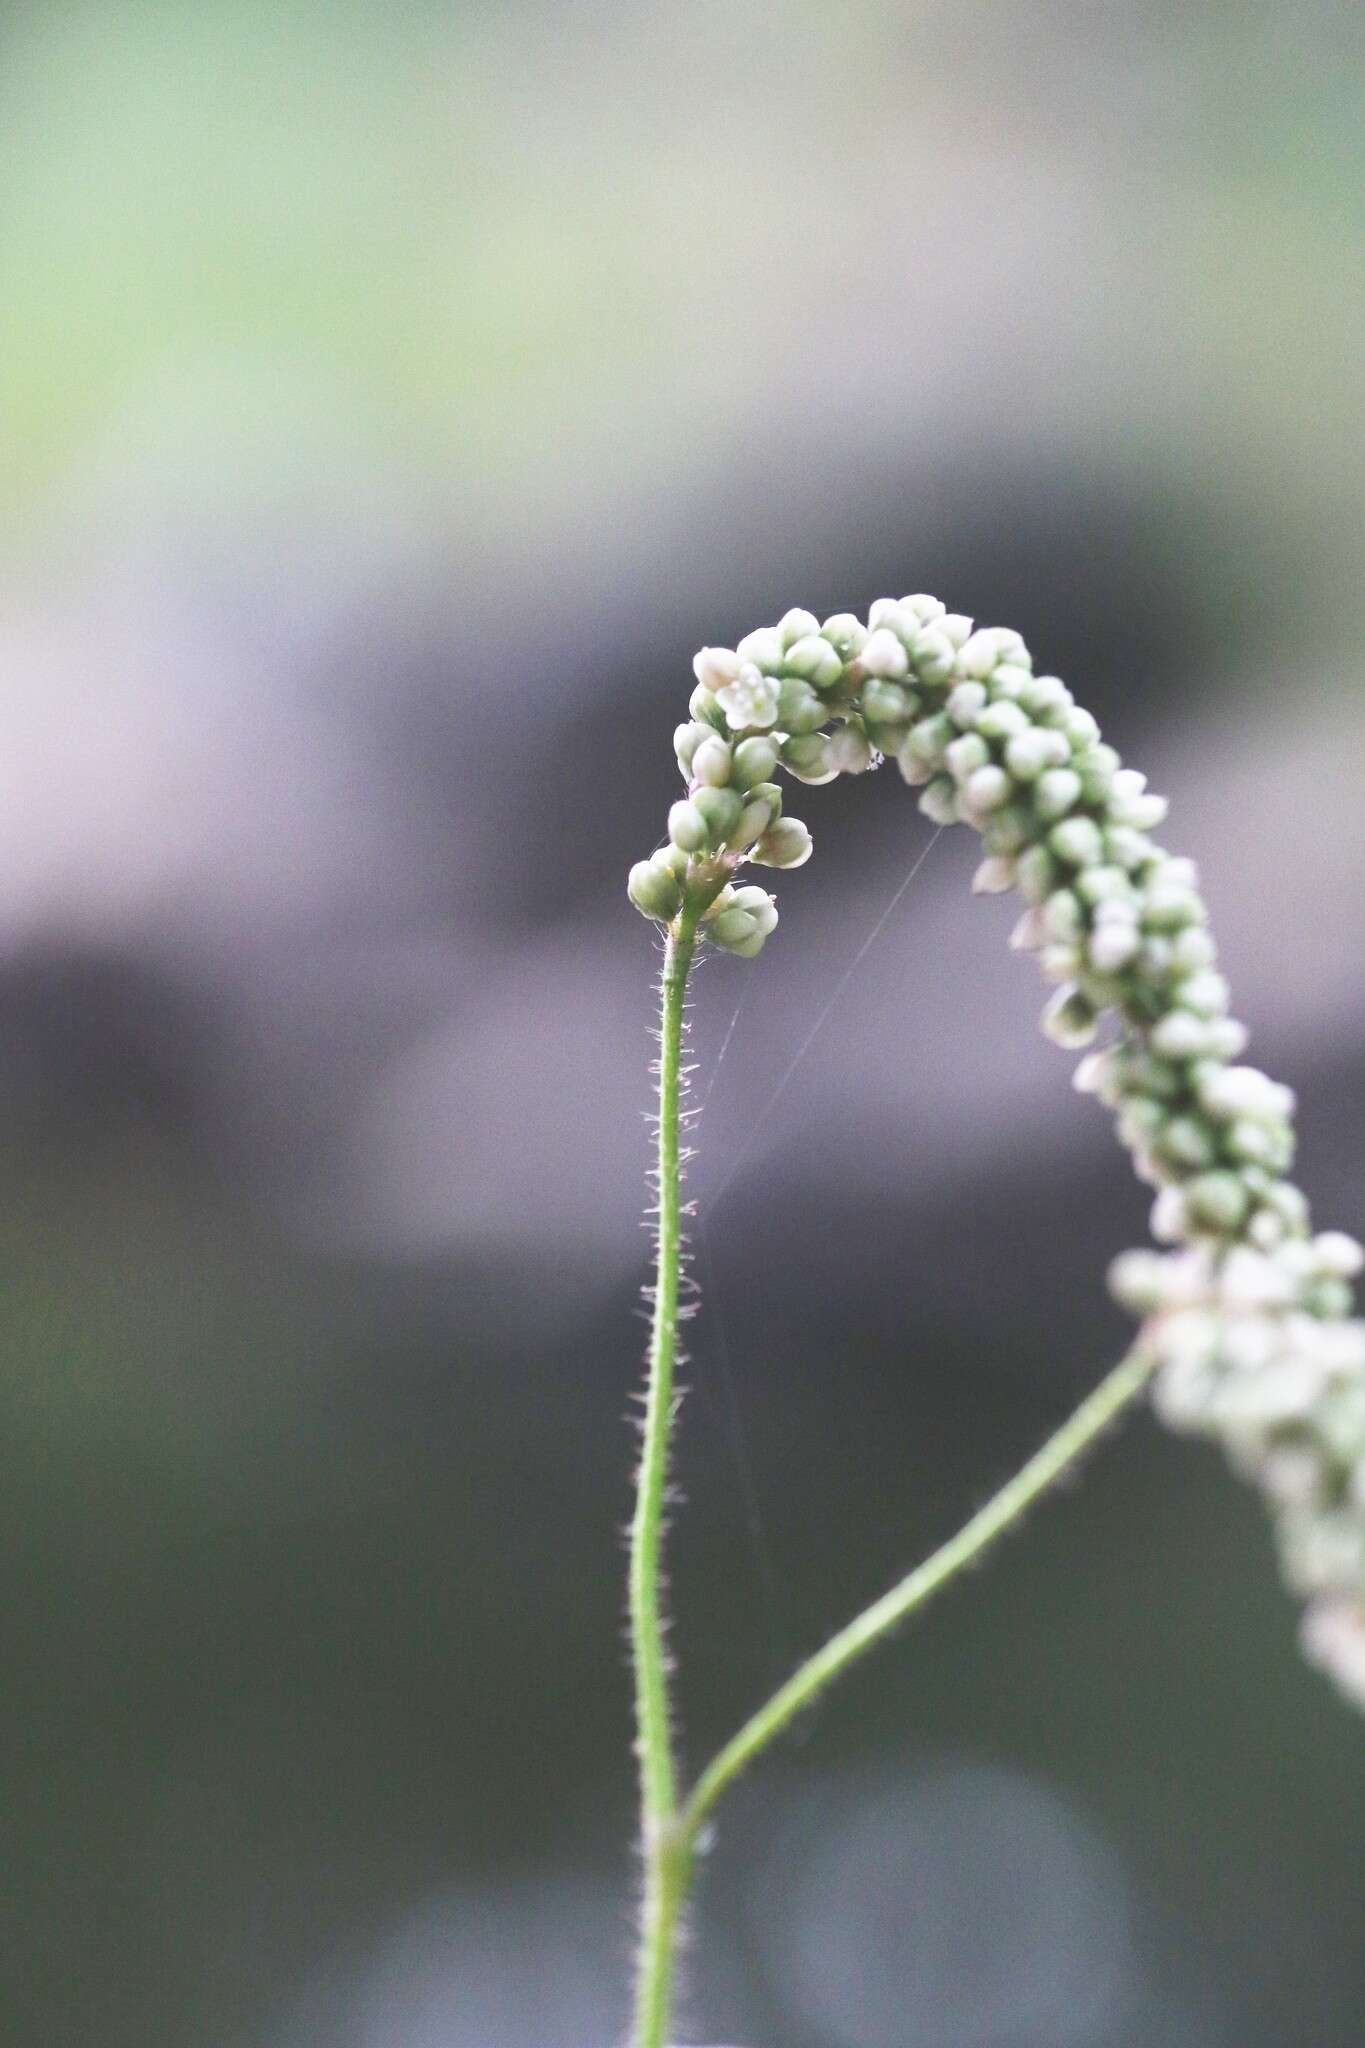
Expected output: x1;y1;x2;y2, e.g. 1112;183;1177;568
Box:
627;596;1365;1709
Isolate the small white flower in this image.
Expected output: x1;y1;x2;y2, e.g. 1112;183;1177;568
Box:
715;664;780;731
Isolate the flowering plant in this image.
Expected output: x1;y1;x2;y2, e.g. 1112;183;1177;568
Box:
625;595;1363;2048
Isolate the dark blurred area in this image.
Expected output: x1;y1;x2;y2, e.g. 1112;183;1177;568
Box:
1;3;1363;2044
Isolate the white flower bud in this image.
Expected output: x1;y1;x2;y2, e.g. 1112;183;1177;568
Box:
860;628;911;679
972;855;1017;895
866;598;900;632
828;724;874;774
1151;1186;1189;1242
1089;922;1140;973
735;626;785;672
692;646;742;693
1003;727;1068;782
1010;908;1048;950
989;663;1032;701
691;735;734;786
1198;1065;1296;1124
1151;1011;1213;1061
939;613;973;648
731;884;779;936
1313;1232;1365;1280
777;607;821;648
753;817;813;868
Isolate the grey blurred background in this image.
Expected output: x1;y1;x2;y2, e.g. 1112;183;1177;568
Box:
1;3;1363;2044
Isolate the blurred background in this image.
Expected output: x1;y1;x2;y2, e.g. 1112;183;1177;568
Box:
1;2;1363;2043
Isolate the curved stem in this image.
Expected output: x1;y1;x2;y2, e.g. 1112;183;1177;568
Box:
680;1346;1154;1847
630;904;700;2048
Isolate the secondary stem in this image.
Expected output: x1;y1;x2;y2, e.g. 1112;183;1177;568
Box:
630;903;700;2048
680;1346;1155;1846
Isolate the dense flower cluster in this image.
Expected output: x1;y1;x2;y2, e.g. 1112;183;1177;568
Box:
628;595;1365;1708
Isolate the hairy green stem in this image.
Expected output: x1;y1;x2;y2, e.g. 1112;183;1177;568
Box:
630;903;700;2048
679;1345;1155;1848
629;903;1154;2046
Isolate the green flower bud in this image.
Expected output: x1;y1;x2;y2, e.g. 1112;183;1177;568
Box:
776;677;826;734
982;804;1033;855
785;634;845;687
1170;926;1218;974
821;613;867;659
1004;727;1070;782
1160;1116;1219;1170
693;785;743;844
734;797;775;847
689;683;721;724
747;780;783;822
1143;884;1206;933
975;700;1031;743
668;800;709;853
902;713;955;774
945;732;991;782
753;817;814;868
962;764;1012;816
917;776;960;825
1033;767;1083;821
909;628;956;684
862;678;912;725
989;663;1032;702
1018;674;1072;721
628;860;683;921
731;735;781;789
691;735;733;786
1043;986;1100;1048
1184;1170;1250;1234
1049;816;1105;868
782;732;837;784
1042;889;1084;942
1075;864;1133;906
711;907;759;948
674;720;716;775
1016;844;1060;904
1060;707;1101;749
1073;743;1121;803
946;681;989;728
